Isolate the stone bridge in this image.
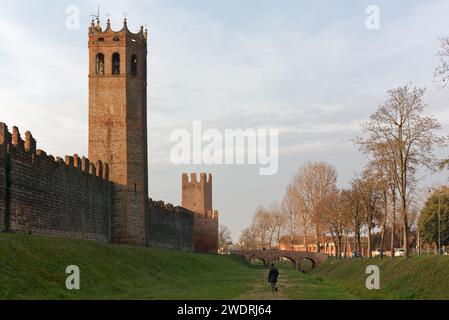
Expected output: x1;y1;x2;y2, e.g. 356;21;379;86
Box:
233;250;328;272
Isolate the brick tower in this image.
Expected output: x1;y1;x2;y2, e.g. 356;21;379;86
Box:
182;173;219;253
88;18;148;245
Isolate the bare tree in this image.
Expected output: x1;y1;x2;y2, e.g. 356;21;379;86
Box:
291;162;338;253
363;145;398;259
271;203;286;250
286;176;312;252
265;208;277;250
358;167;383;258
357;85;446;257
347;180;365;257
435;37;449;175
323;191;351;258
282;186;301;251
338;189;356;258
218;224;233;253
257;203;286;250
239;224;258;250
355;168;380;258
253;207;270;250
435;37;449;87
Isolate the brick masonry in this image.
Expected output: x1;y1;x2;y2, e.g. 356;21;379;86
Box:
0;141;8;232
0;123;112;241
182;173;219;253
147;200;194;251
88;20;148;246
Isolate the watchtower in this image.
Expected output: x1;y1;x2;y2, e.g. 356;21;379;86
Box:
182;173;219;253
182;173;212;216
88;18;149;245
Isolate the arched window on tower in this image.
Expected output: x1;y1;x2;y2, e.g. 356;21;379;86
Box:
112;53;120;75
131;55;138;77
96;53;105;75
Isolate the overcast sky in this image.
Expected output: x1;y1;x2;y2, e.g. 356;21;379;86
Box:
1;0;449;241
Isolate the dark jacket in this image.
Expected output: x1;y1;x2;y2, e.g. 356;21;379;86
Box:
268;266;279;283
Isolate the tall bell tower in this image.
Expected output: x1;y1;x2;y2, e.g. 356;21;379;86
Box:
88;18;149;245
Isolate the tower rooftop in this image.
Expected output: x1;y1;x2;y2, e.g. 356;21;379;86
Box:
89;18;148;41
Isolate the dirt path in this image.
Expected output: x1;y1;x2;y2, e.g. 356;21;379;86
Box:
235;268;357;300
235;274;291;300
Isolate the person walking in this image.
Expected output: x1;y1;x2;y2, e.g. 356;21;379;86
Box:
268;263;280;293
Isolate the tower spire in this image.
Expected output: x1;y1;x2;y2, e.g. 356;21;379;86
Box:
123;13;128;27
106;13;111;29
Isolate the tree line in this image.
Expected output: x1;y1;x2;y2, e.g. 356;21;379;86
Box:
239;35;449;257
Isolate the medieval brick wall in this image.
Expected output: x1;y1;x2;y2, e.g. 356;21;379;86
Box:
194;214;219;253
0;144;8;232
0;122;196;251
0;123;112;241
147;200;194;251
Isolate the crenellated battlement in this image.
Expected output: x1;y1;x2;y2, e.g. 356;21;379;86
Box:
148;198;195;216
0;121;112;241
149;199;175;212
0;122;110;181
182;173;212;186
197;210;219;223
146;199;195;251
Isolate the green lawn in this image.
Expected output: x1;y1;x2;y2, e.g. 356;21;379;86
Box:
311;255;449;300
0;233;265;300
1;233;448;300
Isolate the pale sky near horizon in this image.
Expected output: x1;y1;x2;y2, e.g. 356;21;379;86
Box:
1;0;449;241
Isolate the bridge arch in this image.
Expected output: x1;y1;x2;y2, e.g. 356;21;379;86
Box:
264;255;300;271
247;256;267;266
234;250;328;273
298;257;316;272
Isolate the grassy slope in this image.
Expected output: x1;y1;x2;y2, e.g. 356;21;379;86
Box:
2;233;449;300
0;233;265;300
241;257;449;300
309;255;449;300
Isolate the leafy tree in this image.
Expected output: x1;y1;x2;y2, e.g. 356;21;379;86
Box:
419;187;449;251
